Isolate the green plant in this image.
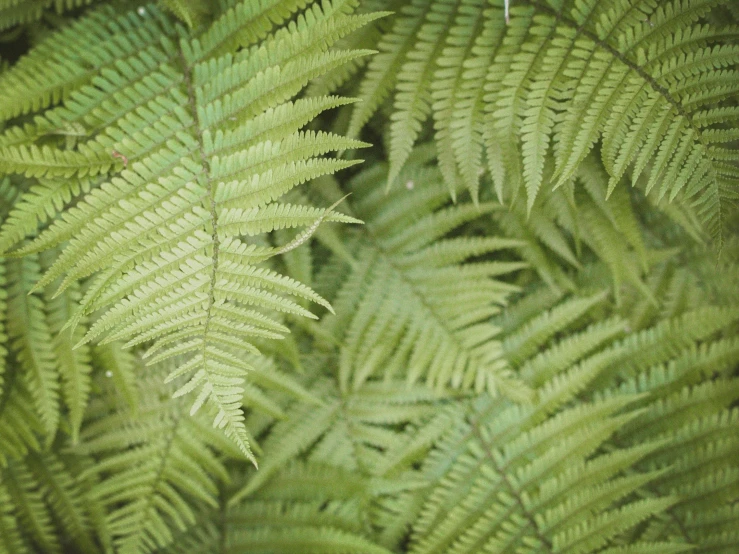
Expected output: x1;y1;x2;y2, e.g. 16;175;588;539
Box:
0;0;737;553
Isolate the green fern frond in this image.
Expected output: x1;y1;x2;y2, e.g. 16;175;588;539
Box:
0;0;376;460
6;255;60;438
1;250;97;446
0;450;101;554
231;370;440;505
0;0;101;31
75;361;241;554
346;0;418;140
0;1;738;552
0;478;25;553
158;0;211;28
317;159;529;398
372;246;739;553
386;0;460;185
491;155;681;301
0;379;42;467
42;263;92;443
349;0;739;242
164;483;395;554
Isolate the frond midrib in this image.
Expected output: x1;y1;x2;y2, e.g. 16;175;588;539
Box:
176;41;249;459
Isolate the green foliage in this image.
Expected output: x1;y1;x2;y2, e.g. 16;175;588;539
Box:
344;0;739;243
0;0;738;553
0;0;376;462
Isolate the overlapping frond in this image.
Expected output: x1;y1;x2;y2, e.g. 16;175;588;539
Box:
74;362;241;554
381;264;739;554
231;364;439;504
0;0;376;460
1;250;94;445
315;158;530;398
0;1;737;552
0;0;101;31
348;0;739;242
163;461;398;554
0;450;101;554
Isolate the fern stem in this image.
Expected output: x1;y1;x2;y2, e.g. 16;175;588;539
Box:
177;43;220;344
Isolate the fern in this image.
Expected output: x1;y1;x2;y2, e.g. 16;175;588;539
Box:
0;0;738;553
316;159;530;398
381;278;739;553
0;0;376;460
0;450;102;553
348;0;739;243
74;361;242;553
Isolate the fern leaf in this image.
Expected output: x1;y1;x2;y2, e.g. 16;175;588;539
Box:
347;0;424;138
76;362;236;553
318;160;527;397
6;256;60;438
352;0;739;242
386;0;458;184
0;0;375;458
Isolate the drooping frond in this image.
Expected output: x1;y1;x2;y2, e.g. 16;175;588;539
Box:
0;0;377;460
0;377;42;468
1;249;94;445
6;255;60;437
163;460;398;554
0;450;102;554
0;1;738;552
158;0;212;28
230;363;440;504
0;0;101;31
348;0;739;242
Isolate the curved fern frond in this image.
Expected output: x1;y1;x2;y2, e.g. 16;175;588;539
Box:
0;379;42;468
2;250;94;446
388;276;739;554
349;0;739;242
164;461;397;554
0;0;376;460
6;255;60;438
230;367;439;505
0;0;102;31
0;450;101;554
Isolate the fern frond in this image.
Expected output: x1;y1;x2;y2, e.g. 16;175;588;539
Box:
231;371;440;505
386;0;460;185
0;4;174;121
0;0;376;459
158;0;211;28
317;159;528;398
6;255;60;438
0;379;42;467
76;361;240;553
0;478;25;553
42;263;92;443
387;254;739;554
350;0;739;242
0;450;101;554
0;0;101;31
165;474;396;554
346;0;419;139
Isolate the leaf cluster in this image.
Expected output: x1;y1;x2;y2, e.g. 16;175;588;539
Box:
0;0;738;553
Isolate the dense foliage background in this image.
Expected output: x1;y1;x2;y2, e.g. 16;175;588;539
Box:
0;0;738;552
